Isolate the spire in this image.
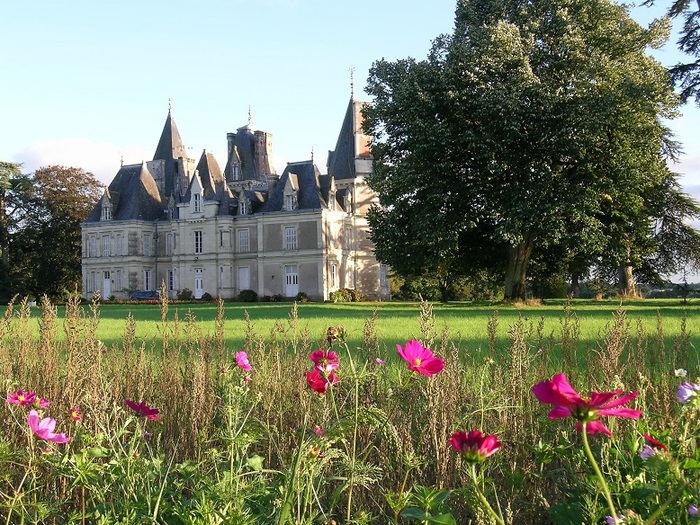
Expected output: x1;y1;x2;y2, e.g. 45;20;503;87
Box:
247;105;253;128
349;66;355;100
153;107;188;197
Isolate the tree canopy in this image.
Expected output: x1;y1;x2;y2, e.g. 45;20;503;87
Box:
0;164;102;301
364;0;687;300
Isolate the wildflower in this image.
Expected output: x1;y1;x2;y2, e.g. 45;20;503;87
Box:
643;433;667;451
532;373;641;436
244;374;253;383
449;430;501;463
676;382;700;404
27;410;71;444
309;349;340;374
235;351;252;372
6;390;37;406
125;399;161;420
306;369;339;394
396;340;445;377
69;407;82;422
689;503;698;516
314;425;324;436
673;368;688;378
221;366;229;374
606;515;624;525
375;357;385;365
639;445;655;460
34;398;50;409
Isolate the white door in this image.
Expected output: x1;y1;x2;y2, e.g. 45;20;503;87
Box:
194;268;203;299
284;264;299;297
102;271;111;299
238;266;250;291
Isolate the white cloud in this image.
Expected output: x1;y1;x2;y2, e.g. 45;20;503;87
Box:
14;138;152;186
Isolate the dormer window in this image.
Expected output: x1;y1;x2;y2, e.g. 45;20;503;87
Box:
284;192;297;211
101;204;112;221
239;199;250;215
233;164;241;181
193;193;202;213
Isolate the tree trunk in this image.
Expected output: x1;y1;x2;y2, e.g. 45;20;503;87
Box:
503;233;535;302
618;265;639;298
570;273;580;298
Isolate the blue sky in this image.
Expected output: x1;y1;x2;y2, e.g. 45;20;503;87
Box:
1;0;698;199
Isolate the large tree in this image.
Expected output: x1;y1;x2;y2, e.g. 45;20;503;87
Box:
364;0;679;301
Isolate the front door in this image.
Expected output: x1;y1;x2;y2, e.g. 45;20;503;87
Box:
102;271;111;299
284;264;298;297
194;268;203;299
238;266;250;292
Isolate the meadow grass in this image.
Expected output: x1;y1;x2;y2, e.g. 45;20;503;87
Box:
0;295;698;524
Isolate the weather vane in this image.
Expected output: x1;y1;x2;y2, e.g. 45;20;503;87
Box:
349;67;355;99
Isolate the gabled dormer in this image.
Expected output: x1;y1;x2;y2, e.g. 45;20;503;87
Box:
190;171;204;214
283;175;299;211
328;176;337;211
100;189;114;221
238;191;251;216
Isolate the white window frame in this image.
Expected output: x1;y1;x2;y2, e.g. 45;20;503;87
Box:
237;228;249;253
143;234;151;257
115;234;123;256
194;230;203;254
193;193;202;213
101;205;111;221
331;263;337;288
167;269;175;291
102;235;110;257
89;236;96;257
165;233;173;255
144;269;152;291
285;193;295;211
115;269;122;291
239;200;249;215
284;226;297;250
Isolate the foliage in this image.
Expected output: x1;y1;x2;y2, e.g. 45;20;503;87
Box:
364;0;683;301
237;289;258;302
177;288;195;301
295;291;310;303
329;288;364;303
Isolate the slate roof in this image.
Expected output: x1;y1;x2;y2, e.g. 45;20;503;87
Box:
186;150;225;201
223;125;265;183
153;109;188;197
327;99;372;180
85;164;163;222
262;161;325;212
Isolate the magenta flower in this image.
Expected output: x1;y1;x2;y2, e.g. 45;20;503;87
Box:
35;398;50;409
235;351;252;372
309;349;340;374
69;407;82;422
396;340;445;377
449;430;501;463
306;369;339;394
643;433;666;451
7;390;37;406
27;410;71;444
125;399;161;420
532;373;641;437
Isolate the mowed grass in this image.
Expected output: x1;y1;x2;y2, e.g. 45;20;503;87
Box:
10;298;700;366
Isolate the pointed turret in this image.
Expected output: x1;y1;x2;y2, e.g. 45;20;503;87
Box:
152;107;190;198
327;99;372;180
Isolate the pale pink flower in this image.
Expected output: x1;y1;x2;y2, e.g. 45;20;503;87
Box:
27;410;71;444
309;350;340;374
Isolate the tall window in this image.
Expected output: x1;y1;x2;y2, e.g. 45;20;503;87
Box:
239;200;249;215
166;233;173;255
344;227;353;250
101;205;111;221
193;193;202;212
115;234;123;256
237;228;249;253
144;270;152;291
89;236;96;257
143;234;152;256
194;231;203;254
102;235;110;257
284;226;297;250
331;264;337;287
285;193;295;211
167;270;175;291
115;270;122;291
89;271;96;292
232;165;241;181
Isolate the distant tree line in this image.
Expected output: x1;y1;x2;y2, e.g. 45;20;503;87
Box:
0;162;102;302
363;0;700;302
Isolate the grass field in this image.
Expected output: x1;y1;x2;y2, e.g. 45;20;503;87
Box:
12;297;700;362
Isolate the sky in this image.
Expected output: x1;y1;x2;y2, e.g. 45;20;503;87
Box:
1;0;699;198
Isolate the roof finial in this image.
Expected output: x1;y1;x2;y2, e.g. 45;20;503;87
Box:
311;146;314;162
248;105;252;127
168;97;172;113
349;66;355;99
120;153;123;167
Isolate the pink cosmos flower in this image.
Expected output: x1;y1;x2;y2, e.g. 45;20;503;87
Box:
306;369;339;394
375;358;385;365
309;350;340;374
235;351;252;372
7;390;37;406
643;433;667;451
396;340;445;377
449;430;502;463
676;382;700;404
69;407;82;422
27;410;71;444
125;399;161;420
314;426;324;436
35;398;50;409
532;373;641;437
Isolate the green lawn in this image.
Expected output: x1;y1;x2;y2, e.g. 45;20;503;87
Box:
11;298;700;364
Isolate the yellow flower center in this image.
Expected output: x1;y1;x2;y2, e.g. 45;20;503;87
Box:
414;358;422;366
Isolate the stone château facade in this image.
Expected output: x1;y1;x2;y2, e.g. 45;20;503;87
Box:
81;99;390;301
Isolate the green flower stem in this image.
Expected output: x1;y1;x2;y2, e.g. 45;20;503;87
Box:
644;482;688;525
580;423;619;525
469;464;506;525
345;342;360;524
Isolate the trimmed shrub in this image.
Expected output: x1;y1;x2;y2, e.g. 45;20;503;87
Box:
237;289;258;302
